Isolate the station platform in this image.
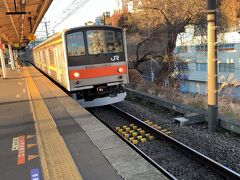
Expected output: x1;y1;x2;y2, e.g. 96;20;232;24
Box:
0;60;167;180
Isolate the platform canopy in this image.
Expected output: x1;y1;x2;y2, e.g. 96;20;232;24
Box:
0;0;53;47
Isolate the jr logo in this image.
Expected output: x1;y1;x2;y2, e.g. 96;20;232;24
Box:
111;55;120;61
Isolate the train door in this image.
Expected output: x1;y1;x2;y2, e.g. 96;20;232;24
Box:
46;48;51;75
35;51;40;67
41;50;46;71
42;50;47;72
58;44;68;88
44;49;49;74
58;44;65;84
54;45;61;82
48;47;57;79
40;51;44;70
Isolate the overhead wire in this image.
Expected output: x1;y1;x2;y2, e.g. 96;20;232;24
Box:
49;0;90;31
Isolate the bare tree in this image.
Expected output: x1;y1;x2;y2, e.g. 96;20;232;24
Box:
131;0;206;85
134;0;206;57
128;0;239;85
220;0;240;28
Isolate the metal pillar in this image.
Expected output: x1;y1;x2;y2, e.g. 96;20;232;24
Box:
13;49;18;60
207;0;219;132
0;39;7;78
8;44;15;70
13;50;16;61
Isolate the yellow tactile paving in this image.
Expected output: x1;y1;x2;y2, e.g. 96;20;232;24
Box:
116;124;156;144
24;67;82;180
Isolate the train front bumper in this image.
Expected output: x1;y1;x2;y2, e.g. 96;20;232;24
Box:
77;92;126;108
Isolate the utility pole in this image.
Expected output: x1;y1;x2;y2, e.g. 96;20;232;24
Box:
207;0;218;132
102;12;110;25
102;13;106;25
43;19;50;39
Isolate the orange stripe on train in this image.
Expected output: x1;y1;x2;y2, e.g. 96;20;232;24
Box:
69;65;127;80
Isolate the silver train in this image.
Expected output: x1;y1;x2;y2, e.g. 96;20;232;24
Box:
33;26;129;107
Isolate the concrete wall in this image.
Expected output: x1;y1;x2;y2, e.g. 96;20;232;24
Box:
180;81;207;94
125;88;240;135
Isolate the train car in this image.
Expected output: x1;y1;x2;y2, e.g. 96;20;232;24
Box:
33;26;129;107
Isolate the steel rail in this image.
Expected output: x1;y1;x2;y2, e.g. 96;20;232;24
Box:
88;106;177;180
109;104;240;180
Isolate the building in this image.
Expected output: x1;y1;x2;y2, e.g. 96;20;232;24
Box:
116;0;141;13
176;26;240;95
95;12;111;26
105;0;141;26
177;43;240;94
95;16;102;26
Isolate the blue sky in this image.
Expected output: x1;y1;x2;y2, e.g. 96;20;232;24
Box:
36;0;118;38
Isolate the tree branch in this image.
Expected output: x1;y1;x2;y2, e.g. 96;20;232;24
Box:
142;6;171;25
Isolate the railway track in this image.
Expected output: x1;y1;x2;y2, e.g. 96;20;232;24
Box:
88;105;240;180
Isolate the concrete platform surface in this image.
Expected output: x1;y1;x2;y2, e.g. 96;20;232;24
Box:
0;61;168;180
0;68;42;180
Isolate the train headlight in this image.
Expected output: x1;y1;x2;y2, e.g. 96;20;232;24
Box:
73;72;80;78
118;67;124;73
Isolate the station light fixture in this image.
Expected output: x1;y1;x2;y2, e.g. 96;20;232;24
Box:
6;0;29;15
6;12;27;15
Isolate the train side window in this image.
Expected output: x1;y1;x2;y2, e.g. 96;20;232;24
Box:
66;32;85;56
49;48;55;65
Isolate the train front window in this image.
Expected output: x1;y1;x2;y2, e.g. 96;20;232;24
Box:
66;32;85;56
87;30;123;55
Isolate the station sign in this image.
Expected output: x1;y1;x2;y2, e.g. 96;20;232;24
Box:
13;42;20;48
28;34;36;41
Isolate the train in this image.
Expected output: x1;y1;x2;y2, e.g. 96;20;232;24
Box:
32;26;129;107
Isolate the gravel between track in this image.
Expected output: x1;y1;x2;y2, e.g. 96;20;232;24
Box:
115;100;240;174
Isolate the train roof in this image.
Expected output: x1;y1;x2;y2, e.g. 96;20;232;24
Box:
33;31;63;50
66;25;123;31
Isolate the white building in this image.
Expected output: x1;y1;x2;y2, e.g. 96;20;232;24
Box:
176;27;240;95
116;0;141;13
95;16;103;25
